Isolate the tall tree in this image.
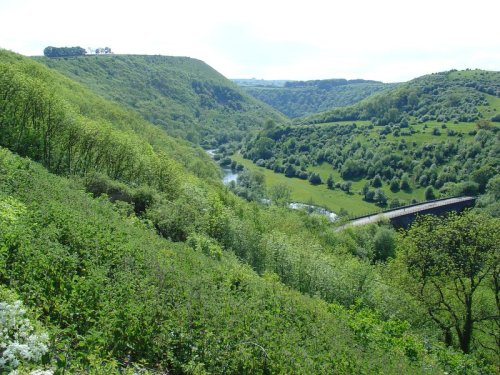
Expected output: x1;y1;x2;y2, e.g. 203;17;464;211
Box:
398;211;500;354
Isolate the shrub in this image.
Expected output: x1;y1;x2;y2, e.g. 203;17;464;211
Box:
372;174;382;188
186;233;222;260
424;186;436;200
308;173;322;185
390;178;400;192
373;228;396;261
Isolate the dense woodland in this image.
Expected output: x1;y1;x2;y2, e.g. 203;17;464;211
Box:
302;70;500;125
34;55;286;146
238;79;395;118
0;49;499;374
43;46;87;58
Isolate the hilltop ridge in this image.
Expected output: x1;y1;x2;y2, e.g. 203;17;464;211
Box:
300;69;500;125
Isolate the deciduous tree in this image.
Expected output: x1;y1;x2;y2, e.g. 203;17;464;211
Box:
398;211;500;354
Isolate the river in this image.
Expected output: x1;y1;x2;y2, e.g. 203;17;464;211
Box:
206;149;338;222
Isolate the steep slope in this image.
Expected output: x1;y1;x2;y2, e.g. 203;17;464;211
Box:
237;78;396;118
2;147;435;374
1;50;218;181
34;54;287;146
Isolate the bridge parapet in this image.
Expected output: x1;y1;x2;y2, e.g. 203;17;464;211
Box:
339;196;476;230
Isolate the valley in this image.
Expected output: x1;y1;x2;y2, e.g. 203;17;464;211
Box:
0;48;498;374
224;72;499;217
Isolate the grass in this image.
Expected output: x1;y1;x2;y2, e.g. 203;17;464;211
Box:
233;153;431;217
479;93;500;117
233;154;376;215
308;163;427;202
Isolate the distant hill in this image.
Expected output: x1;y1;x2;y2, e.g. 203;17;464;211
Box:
301;69;500;125
235;78;396;118
232;78;289;87
34;54;287;147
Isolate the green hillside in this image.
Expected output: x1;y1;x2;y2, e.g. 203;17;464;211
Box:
34;54;287;146
301;69;500;125
1;50;219;181
234;70;499;215
1;50;498;373
237;79;396;118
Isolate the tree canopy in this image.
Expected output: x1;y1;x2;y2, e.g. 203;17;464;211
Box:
43;46;86;57
398;211;500;355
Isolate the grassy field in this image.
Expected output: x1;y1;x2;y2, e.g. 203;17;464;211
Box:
233;154;383;216
308;163;426;201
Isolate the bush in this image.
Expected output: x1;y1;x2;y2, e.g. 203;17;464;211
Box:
490;113;500;122
340;181;352;193
452;181;480;196
298;171;309;180
372;175;382;188
373;228;396;261
424;186;436;200
390;178;400;192
374;189;387;206
327;174;334;189
365;189;375;201
186;233;222;260
389;198;403;209
308;173;322;185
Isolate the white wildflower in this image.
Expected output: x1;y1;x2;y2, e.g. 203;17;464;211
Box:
0;301;49;371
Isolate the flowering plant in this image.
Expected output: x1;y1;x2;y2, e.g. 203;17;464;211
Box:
0;301;49;373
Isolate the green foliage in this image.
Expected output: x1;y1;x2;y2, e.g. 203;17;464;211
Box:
327;174;334;189
425;186;436;200
304;69;500;125
241;114;498;211
308;172;322;185
400;173;411;191
240;79;395;118
230;169;266;202
0;49;219;182
471;165;496;193
390;177;401;192
34;54;286;146
1;49;496;373
0;148;450;374
397;211;500;357
186;233;222;260
373;227;396;261
372;174;383;188
43;46;86;57
269;183;291;206
374;189;388;206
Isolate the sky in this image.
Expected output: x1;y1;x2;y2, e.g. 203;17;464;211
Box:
1;0;500;82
